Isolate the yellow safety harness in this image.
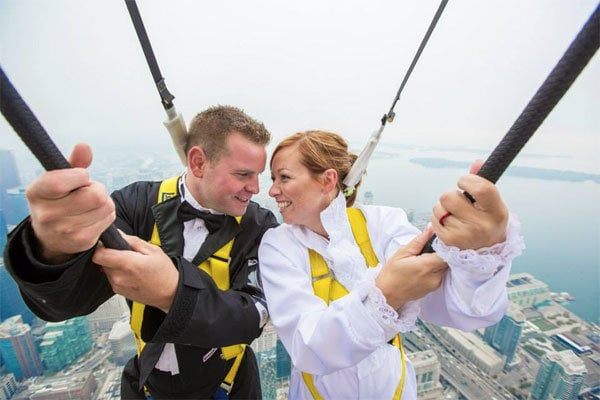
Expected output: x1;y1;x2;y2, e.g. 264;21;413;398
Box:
302;208;406;400
129;176;246;395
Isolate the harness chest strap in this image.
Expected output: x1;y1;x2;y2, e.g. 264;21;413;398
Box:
302;208;406;400
130;176;245;394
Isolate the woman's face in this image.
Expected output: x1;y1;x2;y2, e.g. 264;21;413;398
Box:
269;146;331;233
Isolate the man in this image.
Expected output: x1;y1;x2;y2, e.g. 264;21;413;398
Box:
4;105;278;399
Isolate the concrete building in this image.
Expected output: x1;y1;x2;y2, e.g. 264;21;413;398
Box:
0;149;25;226
108;318;137;366
40;317;93;372
0;149;21;191
0;262;37;326
531;349;587;400
410;350;444;400
506;272;551;309
251;322;278;354
3;187;28;226
0;373;18;400
0;209;7;252
251;322;283;398
87;295;130;334
436;327;505;376
0;315;43;380
13;370;97;400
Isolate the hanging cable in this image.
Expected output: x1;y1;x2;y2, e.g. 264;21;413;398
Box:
420;3;599;253
0;66;131;251
343;0;449;195
124;0;188;166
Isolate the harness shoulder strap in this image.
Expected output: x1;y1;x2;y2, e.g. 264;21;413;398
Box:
303;207;405;399
132;176;246;395
346;208;378;267
150;176;180;246
131;177;180;355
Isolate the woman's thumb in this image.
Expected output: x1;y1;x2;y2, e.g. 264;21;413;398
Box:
398;226;435;257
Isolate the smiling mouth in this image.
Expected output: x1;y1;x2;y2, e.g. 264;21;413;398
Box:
235;195;250;204
277;201;291;211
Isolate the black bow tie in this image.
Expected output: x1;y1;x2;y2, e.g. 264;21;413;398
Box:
177;201;227;234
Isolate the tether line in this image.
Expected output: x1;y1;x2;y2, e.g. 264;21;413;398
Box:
0;67;130;251
421;3;599;254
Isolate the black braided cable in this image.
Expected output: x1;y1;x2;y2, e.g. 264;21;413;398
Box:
124;0;175;110
421;3;599;254
0;67;131;251
383;0;449;125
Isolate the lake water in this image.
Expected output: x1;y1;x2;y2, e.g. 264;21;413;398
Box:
357;148;599;324
6;142;599;323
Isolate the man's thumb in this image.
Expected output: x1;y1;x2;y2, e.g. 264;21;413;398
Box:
68;143;93;168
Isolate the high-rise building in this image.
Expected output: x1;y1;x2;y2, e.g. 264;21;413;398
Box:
0;373;18;400
0;208;8;252
0;263;37;326
0;315;43;380
87;295;130;334
410;349;444;400
257;348;277;400
108;318;137;366
531;350;587;400
483;303;525;368
433;325;505;376
39;316;93;372
3;188;29;226
251;322;293;397
12;370;97;400
506;272;551;308
0;149;21;193
0;149;26;227
275;338;291;380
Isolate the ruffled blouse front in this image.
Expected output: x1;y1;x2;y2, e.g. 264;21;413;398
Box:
258;193;524;399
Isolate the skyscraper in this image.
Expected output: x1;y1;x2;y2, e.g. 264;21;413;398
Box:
0;149;21;192
87;294;130;334
531;349;587;400
39;317;93;372
0;149;25;226
410;350;444;400
275;338;291;380
0;208;7;253
0;315;43;380
0;373;18;400
3;187;29;226
0;262;37;326
483;303;525;369
108;318;137;366
506;272;552;308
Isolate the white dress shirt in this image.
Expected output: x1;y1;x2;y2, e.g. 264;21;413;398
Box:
155;175;268;374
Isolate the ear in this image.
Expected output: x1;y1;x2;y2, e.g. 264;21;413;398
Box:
321;169;339;193
188;146;208;177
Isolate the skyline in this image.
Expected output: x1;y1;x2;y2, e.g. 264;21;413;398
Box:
1;1;598;174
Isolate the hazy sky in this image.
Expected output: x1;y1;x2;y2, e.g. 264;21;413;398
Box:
1;1;598;172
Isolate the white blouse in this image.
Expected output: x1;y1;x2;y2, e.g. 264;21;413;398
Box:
258;193;524;399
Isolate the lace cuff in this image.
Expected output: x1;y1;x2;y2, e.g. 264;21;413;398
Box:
362;280;421;334
432;213;525;280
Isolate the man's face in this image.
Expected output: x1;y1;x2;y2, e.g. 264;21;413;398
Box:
195;132;267;216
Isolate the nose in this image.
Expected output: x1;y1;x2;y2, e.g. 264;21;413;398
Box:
268;182;280;198
246;175;260;195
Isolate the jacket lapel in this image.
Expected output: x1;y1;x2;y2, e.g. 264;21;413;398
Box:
151;196;184;256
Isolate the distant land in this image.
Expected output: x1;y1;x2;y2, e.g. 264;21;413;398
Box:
410;157;600;184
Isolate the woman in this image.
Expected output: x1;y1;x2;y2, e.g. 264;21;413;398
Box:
258;131;524;399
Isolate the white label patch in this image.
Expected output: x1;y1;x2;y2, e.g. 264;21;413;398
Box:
203;347;218;363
